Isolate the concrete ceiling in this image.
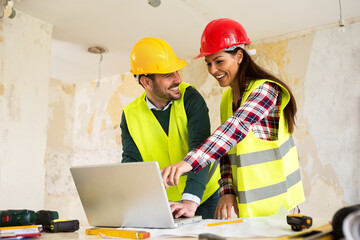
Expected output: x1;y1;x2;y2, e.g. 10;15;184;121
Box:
14;0;360;84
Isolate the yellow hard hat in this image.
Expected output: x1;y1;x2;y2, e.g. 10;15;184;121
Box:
130;37;187;75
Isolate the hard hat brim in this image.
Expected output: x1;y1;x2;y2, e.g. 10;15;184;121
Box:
130;58;187;75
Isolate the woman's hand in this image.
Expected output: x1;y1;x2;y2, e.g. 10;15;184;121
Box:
161;161;192;188
214;194;239;219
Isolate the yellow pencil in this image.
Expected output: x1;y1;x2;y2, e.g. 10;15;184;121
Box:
207;219;243;227
86;228;150;239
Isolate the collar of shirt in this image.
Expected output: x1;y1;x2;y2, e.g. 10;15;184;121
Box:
145;96;173;111
233;80;251;109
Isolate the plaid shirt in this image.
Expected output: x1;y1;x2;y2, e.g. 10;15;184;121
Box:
183;81;281;197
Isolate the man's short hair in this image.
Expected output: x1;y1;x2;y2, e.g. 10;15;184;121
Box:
134;74;155;87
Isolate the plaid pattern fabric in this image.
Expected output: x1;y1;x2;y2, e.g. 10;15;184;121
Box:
182;82;281;197
218;154;237;196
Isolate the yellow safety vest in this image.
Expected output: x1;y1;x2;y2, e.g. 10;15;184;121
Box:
123;82;220;203
220;79;305;217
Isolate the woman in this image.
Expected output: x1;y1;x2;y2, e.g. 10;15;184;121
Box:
161;18;305;219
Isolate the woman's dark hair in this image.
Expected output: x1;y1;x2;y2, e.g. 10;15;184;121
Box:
226;47;297;133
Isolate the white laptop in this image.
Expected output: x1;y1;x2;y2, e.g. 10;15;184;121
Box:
70;161;202;228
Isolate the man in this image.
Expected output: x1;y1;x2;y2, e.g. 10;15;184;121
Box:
120;37;220;219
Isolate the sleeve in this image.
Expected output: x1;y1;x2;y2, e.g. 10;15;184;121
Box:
218;154;236;197
183;82;279;172
120;111;143;163
182;87;212;201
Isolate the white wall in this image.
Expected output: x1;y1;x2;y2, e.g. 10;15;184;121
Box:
0;12;52;209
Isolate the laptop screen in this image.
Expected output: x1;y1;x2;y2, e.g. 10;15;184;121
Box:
70;162;180;228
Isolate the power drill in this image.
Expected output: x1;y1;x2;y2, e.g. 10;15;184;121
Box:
35;210;59;225
0;209;36;227
0;209;58;227
1;209;78;232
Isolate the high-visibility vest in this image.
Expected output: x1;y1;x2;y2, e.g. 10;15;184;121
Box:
123;82;220;203
220;79;305;217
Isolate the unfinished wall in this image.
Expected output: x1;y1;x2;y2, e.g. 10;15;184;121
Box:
299;23;360;215
1;10;358;224
249;25;360;216
44;78;78;218
0;12;52;209
53;22;359;223
44;74;144;223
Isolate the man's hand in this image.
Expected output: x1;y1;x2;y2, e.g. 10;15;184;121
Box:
214;194;239;219
169;200;198;218
161;161;192;188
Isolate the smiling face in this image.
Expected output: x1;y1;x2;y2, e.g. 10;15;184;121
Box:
205;50;243;89
141;72;182;109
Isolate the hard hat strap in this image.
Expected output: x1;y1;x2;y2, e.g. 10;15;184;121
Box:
223;44;256;56
223;44;245;51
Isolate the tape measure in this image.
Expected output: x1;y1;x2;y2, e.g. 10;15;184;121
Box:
287;214;313;231
43;219;79;232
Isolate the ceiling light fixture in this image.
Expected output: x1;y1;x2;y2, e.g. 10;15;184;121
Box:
148;0;161;8
338;0;345;32
0;0;16;19
88;46;107;89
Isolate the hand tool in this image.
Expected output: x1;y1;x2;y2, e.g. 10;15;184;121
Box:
0;209;36;227
287;214;313;231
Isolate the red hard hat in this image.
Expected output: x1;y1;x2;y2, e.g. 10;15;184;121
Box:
195;18;251;59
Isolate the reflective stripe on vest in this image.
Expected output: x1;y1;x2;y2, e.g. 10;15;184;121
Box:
236;169;301;204
229;136;301;203
229;136;295;168
220;79;305;217
123;82;220;203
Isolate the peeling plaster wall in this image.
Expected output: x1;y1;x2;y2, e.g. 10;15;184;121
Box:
3;12;358;222
181;57;225;133
0;12;52;209
47;78;76;151
44;22;359;224
252;35;350;218
252;23;360;217
44;78;77;217
73;74;143;152
45;74;144;224
299;22;360;216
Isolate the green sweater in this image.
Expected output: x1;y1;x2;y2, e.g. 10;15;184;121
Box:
120;87;211;200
